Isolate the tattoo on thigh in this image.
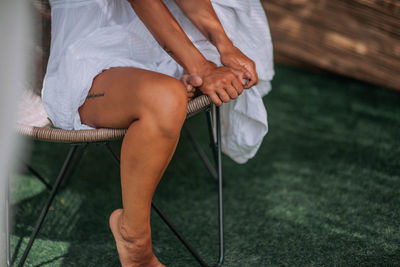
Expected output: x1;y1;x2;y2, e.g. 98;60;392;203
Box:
87;93;105;99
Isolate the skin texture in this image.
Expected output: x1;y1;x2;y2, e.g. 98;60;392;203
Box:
174;0;258;88
78;0;258;266
79;67;186;267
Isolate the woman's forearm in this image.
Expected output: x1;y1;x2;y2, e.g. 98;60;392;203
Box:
128;0;247;106
174;0;233;54
175;0;259;88
128;0;211;75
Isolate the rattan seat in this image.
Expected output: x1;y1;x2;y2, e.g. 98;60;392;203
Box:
16;90;212;143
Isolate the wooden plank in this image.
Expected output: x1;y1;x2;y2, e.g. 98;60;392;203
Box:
262;0;400;91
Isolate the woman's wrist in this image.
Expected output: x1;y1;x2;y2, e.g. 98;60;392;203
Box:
214;37;235;55
187;60;216;78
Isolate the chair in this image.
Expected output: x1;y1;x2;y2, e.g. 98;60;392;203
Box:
6;90;224;267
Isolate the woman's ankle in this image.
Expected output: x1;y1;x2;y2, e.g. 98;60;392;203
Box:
119;211;152;249
110;209;159;266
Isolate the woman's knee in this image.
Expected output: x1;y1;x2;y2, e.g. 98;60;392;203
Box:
140;76;187;138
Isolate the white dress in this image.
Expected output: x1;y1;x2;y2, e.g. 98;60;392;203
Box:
42;0;274;164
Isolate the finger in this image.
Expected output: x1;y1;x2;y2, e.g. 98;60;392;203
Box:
224;84;239;99
243;78;250;88
216;88;231;103
230;68;246;85
247;75;257;88
244;72;251;82
231;75;244;95
243;71;253;89
208;92;223;106
186;84;193;92
227;69;244;94
246;63;258;88
187;74;203;87
239;66;252;87
181;74;190;87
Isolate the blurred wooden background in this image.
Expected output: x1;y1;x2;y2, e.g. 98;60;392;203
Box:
31;0;400;93
262;0;400;91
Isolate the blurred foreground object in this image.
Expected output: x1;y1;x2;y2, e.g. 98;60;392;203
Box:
0;1;33;266
262;0;400;91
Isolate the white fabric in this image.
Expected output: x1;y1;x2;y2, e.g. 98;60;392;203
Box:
42;0;274;164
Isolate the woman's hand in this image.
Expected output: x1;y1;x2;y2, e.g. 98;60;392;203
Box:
173;0;257;89
220;45;258;89
196;62;245;106
180;70;203;102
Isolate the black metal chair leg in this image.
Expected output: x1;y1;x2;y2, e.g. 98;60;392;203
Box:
60;143;87;188
215;106;224;267
26;166;52;191
183;123;218;181
151;202;209;266
206;109;218;165
104;142;120;165
11;236;24;266
16;144;83;267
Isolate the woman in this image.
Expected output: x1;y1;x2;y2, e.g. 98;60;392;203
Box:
42;0;274;266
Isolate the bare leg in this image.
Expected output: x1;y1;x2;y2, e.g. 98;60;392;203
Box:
79;67;188;267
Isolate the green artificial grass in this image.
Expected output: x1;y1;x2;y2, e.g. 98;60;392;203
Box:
11;65;400;266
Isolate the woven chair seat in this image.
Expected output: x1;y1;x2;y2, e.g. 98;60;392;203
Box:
17;90;211;143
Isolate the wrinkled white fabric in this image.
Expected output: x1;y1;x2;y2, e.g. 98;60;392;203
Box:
42;0;274;164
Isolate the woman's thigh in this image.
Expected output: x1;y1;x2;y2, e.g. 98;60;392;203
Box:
78;67;187;129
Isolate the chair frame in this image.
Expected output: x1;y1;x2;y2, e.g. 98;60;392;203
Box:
6;105;224;267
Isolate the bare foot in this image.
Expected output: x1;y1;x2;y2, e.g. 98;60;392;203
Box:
109;209;165;267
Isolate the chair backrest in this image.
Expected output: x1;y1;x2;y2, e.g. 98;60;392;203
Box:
17;1;52;127
31;0;51;96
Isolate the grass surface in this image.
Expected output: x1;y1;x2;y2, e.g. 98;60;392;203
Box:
11;65;400;266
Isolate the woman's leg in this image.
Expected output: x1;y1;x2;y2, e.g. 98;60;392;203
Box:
78;67;188;267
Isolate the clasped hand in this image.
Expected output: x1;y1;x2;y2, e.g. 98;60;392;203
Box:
181;45;258;106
